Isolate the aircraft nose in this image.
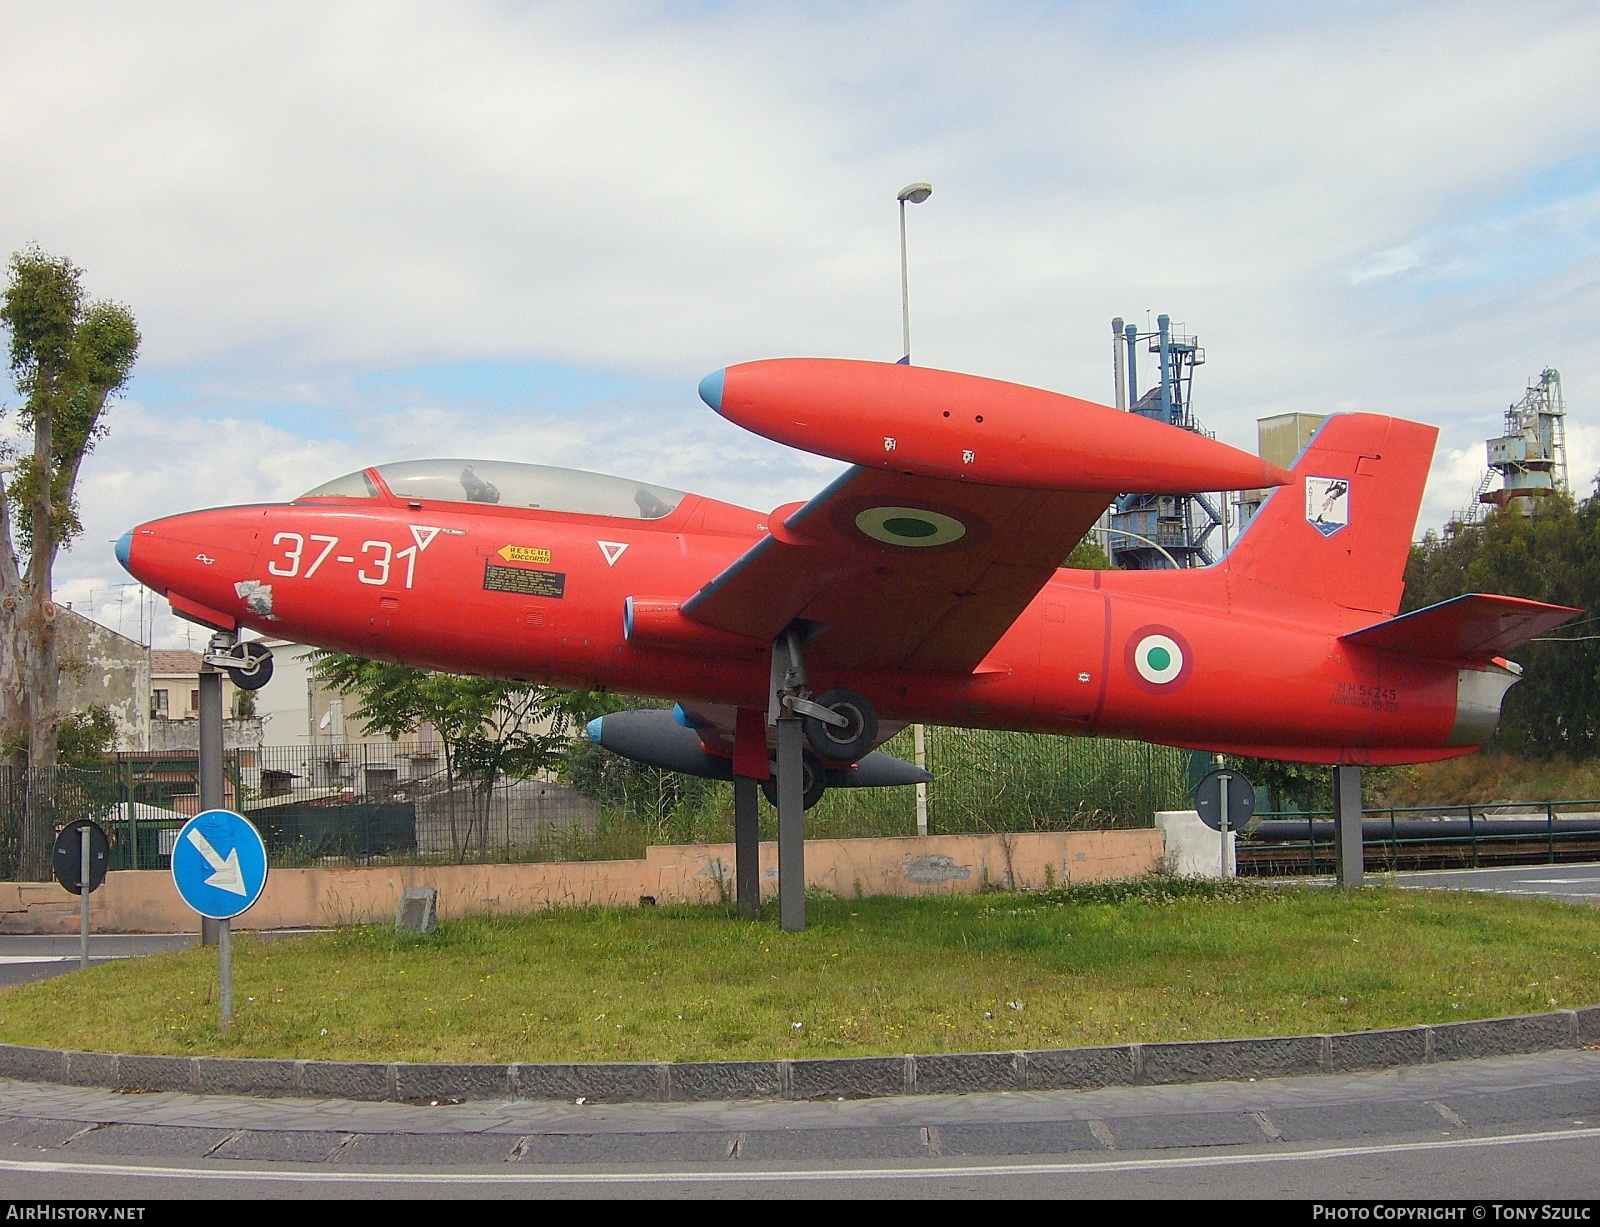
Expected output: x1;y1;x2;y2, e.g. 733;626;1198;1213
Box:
115;530;133;574
697;369;725;413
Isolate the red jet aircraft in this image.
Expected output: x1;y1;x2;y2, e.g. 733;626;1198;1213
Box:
117;359;1578;810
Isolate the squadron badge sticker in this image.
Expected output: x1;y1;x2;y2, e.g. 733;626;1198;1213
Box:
1305;476;1350;538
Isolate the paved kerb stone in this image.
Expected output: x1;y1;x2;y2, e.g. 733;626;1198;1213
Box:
299;1060;392;1101
195;1057;298;1097
1023;1045;1139;1091
786;1056;907;1100
394;1063;512;1103
1139;1035;1323;1085
666;1060;783;1102
514;1061;663;1103
1328;1026;1430;1073
1430;1011;1576;1063
116;1054;195;1093
913;1051;1021;1096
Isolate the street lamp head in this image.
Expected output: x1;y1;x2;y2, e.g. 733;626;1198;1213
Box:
897;182;933;205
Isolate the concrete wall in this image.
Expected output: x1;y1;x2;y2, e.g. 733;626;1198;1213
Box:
1155;810;1235;878
55;609;149;752
148;716;265;753
0;828;1163;934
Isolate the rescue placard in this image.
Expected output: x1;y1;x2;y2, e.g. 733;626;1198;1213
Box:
484;563;566;598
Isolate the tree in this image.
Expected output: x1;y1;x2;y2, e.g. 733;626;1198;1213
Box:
1063;535;1112;570
1;247;139;878
309;654;587;862
1404;492;1600;758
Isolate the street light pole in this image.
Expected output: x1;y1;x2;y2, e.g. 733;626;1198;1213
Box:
897;182;931;363
897;182;933;832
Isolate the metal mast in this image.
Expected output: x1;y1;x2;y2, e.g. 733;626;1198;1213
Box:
1105;314;1224;569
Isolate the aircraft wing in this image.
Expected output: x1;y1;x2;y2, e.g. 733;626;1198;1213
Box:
682;358;1292;674
681;466;1111;672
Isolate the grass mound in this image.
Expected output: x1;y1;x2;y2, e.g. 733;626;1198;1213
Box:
1;878;1595;1064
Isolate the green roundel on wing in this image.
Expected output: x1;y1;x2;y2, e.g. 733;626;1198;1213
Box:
854;506;968;548
1146;645;1171;672
883;517;938;538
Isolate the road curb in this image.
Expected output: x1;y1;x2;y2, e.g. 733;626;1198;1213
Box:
4;1006;1596;1104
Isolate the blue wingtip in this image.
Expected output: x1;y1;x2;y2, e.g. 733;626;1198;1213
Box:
585;717;603;744
114;530;133;573
698;368;725;412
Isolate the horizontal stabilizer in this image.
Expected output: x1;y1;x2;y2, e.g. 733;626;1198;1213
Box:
1340;594;1581;661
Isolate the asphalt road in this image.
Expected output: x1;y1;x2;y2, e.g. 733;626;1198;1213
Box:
0;1049;1595;1199
1391;863;1600;905
0;931;336;987
0;934;196;987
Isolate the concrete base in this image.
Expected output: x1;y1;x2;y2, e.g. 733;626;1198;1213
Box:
0;828;1164;934
1155;810;1235;879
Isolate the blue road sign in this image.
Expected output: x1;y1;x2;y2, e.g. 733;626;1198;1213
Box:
171;809;268;920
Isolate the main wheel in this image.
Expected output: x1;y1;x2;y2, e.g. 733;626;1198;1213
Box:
760;748;827;810
801;688;878;763
225;640;274;691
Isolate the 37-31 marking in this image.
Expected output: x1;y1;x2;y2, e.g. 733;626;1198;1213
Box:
265;532;426;588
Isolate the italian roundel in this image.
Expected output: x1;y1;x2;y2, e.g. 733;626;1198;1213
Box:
1124;625;1193;694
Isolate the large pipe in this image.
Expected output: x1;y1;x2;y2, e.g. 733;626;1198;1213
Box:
1124;322;1138;408
1111;317;1126;410
1158;313;1173;425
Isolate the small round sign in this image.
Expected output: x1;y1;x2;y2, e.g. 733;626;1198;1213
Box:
170;809;268;920
52;819;109;896
1195;768;1256;832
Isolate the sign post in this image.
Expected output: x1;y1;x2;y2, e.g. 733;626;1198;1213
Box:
171;809;267;1034
80;825;90;969
52;819;109;971
1195;767;1255;879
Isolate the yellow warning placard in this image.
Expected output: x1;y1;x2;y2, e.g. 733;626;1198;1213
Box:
497;545;552;565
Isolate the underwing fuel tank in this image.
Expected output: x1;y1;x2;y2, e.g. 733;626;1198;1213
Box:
700;358;1293;493
585;709;931;787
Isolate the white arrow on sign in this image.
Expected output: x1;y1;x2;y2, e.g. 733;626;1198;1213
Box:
186;827;248;896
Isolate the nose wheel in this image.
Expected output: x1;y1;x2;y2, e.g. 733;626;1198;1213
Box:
203;639;274;690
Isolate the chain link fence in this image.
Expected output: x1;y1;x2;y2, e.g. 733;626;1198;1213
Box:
0;731;1190;878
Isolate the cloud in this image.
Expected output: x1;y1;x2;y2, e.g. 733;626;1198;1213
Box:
4;1;1600;644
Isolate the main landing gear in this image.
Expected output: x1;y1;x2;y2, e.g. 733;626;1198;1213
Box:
761;628;880;932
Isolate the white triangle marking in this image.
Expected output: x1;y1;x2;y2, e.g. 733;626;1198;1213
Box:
598;541;628;567
409;525;440;552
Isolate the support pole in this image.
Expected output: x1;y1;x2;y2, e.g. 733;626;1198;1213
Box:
776;714;806;933
913;723;928;836
79;823;91;972
734;777;760;920
218;917;233;1034
1333;764;1364;890
198;630;233;947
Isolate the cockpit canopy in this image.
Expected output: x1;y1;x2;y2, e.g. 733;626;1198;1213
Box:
298;459;686;520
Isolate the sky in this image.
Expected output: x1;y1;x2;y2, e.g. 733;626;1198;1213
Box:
1;1;1598;648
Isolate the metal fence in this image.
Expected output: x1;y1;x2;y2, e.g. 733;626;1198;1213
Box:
0;731;1193;877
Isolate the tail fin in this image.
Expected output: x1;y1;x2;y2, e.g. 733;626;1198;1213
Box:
1227;413;1437;616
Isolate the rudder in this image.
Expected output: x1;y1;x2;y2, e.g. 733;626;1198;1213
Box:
1226;413;1438;616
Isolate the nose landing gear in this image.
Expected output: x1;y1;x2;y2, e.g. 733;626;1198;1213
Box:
203;639;274;690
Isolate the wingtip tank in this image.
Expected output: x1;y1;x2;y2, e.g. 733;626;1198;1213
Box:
705;358;1290;494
